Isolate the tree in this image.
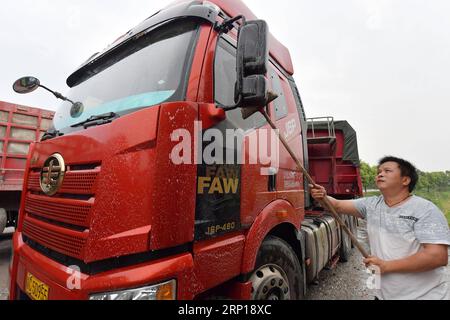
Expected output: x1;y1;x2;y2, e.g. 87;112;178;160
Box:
416;171;449;192
360;160;377;192
417;171;431;192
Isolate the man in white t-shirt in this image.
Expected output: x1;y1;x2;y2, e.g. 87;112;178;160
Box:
310;156;450;300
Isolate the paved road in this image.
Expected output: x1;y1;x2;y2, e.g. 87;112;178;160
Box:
306;219;373;300
0;229;13;300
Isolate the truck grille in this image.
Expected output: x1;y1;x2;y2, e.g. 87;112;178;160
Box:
27;169;98;194
23;216;88;259
22;165;99;261
25;194;92;227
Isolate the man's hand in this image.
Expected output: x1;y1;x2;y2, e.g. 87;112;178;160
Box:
309;184;327;201
309;184;363;218
364;256;389;274
365;244;448;275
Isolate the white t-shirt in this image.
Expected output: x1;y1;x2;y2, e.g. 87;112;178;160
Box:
354;195;450;300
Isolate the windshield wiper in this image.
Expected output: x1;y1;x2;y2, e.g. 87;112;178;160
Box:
41;128;64;142
71;112;119;129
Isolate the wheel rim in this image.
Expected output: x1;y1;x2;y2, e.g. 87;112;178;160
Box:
250;264;290;300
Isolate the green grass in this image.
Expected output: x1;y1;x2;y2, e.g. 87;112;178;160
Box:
415;189;450;225
364;189;450;225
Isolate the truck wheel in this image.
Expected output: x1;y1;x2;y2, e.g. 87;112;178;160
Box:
339;226;351;262
250;236;304;300
0;208;7;234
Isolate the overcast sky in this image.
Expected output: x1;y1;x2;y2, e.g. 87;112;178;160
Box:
1;0;449;171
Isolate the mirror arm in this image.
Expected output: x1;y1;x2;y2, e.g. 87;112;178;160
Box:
39;84;75;104
217;95;242;112
215;15;246;34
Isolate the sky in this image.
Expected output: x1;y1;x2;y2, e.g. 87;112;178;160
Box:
1;0;449;172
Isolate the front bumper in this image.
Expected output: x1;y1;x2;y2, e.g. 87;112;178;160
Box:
9;232;194;300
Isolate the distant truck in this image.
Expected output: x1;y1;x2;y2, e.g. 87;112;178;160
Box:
10;0;363;300
0;101;54;233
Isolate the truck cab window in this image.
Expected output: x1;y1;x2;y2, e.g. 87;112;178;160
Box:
214;37;266;131
53;19;199;133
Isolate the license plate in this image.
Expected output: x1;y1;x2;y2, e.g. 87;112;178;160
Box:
25;272;49;300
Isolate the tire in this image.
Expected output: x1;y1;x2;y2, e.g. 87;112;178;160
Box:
0;208;7;234
339;220;352;262
250;236;305;300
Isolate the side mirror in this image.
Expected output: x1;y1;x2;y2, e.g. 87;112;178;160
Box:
240;75;268;107
12;77;79;109
13;76;41;94
235;20;269;108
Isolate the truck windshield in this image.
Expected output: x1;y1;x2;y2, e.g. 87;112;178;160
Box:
53;19;199;132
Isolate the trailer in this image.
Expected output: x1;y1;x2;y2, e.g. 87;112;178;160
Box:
305;117;362;274
0;101;54;233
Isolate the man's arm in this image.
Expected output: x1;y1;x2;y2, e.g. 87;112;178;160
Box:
309;184;363;218
364;244;448;274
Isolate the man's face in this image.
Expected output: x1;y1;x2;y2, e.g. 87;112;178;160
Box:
376;161;411;192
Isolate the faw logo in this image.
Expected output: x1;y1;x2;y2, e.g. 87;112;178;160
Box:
197;165;239;195
40;153;66;196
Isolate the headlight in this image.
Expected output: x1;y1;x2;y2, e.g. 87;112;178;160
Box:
89;280;176;300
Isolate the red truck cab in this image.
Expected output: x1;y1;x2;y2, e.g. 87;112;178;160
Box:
9;0;362;300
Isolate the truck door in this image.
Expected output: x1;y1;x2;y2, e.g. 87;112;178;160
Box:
268;66;306;213
194;35;276;240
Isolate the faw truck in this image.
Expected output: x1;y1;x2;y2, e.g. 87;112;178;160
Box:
9;0;363;300
0;101;54;234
